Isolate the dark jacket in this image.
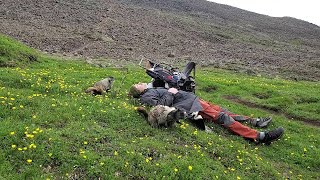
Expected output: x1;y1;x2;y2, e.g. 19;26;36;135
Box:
140;88;203;114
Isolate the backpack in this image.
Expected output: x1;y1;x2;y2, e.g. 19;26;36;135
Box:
145;60;196;93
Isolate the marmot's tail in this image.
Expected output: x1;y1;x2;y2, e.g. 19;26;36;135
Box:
136;107;148;119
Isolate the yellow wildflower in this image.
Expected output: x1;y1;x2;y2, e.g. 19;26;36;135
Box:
114;151;118;156
188;166;193;171
27;159;32;163
10;131;15;135
26;134;34;138
29;143;37;149
11;144;17;149
79;149;85;154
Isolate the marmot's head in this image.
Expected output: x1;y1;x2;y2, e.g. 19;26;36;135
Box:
105;76;115;90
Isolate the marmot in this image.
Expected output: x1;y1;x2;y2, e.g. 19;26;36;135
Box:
85;76;114;95
137;105;186;128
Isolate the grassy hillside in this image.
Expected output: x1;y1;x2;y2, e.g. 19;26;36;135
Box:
0;35;319;179
0;34;39;67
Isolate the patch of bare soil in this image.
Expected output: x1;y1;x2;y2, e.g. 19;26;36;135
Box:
224;95;320;127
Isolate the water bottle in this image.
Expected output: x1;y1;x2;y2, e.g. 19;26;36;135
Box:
173;72;179;81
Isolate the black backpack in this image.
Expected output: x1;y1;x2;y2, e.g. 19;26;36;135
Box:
145;61;196;93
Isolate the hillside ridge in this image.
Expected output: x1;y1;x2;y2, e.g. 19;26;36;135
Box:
0;0;319;80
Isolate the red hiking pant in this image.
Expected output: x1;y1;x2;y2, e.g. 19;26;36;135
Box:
198;99;258;140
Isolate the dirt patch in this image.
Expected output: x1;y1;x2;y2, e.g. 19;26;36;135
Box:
201;85;218;93
224;95;320;127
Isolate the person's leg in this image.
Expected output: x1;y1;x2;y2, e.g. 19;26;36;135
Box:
222;108;272;128
221;108;250;122
199;99;250;122
200;99;272;127
198;100;284;144
198;99;258;140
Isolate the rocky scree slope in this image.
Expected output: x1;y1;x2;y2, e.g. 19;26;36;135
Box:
0;0;320;80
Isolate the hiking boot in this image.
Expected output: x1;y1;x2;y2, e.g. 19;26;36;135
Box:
251;117;272;128
258;127;284;145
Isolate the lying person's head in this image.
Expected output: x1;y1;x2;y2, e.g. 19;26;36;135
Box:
129;83;148;98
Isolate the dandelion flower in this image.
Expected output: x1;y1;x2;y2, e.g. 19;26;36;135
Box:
11;144;17;149
10;131;15;135
29;144;36;149
83;141;88;145
27;159;32;163
79;149;85;154
188;166;193;171
26;134;34;138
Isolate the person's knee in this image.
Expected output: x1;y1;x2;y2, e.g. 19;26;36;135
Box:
217;113;235;127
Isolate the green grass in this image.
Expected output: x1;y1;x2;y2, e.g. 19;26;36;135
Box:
0;35;319;179
0;34;39;67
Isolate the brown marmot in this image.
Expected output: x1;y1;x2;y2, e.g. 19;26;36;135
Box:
85;76;114;95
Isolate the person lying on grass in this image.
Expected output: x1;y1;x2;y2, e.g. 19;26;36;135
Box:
129;83;284;145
